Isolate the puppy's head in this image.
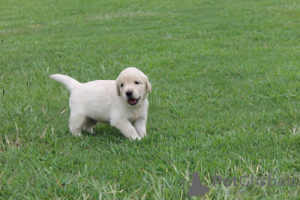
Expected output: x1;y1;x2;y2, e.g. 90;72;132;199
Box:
116;67;151;106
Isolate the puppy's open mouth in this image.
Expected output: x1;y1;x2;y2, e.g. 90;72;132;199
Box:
128;97;141;105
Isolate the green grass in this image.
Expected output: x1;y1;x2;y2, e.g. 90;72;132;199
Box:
0;0;299;199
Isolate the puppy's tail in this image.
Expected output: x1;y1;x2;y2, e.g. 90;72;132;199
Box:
50;74;81;92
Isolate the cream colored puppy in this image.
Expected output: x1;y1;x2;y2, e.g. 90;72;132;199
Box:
50;67;151;140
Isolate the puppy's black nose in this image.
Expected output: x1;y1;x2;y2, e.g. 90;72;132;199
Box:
126;91;133;97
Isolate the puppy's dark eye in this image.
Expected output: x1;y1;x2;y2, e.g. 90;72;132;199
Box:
120;83;124;87
135;81;139;85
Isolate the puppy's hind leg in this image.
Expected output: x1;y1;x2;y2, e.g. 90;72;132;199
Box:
69;113;86;136
83;118;97;134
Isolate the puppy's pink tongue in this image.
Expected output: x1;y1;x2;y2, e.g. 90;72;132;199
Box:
128;99;137;105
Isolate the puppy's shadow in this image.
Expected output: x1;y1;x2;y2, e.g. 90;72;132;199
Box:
82;124;124;141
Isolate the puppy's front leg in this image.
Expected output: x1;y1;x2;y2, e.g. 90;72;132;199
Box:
111;120;140;140
134;117;147;138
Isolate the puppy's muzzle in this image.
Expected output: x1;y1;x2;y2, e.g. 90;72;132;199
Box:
126;90;140;105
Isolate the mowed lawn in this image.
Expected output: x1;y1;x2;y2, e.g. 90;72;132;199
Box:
0;0;299;199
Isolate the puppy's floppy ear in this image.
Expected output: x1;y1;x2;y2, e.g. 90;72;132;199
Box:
145;77;151;93
116;81;121;96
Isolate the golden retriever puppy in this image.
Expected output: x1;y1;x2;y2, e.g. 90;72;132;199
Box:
50;67;151;140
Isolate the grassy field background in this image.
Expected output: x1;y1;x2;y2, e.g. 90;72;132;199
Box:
0;0;299;199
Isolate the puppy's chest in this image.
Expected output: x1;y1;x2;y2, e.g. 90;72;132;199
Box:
128;109;143;122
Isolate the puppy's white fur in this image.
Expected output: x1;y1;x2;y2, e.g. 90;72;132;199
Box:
50;67;151;140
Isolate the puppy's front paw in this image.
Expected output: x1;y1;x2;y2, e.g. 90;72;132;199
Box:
139;132;146;138
129;136;141;141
